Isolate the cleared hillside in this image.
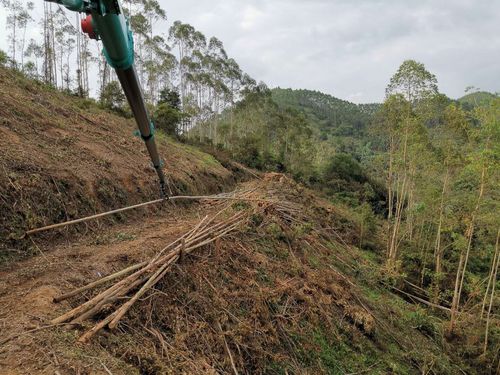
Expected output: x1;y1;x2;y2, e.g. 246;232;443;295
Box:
0;67;245;262
1;172;479;374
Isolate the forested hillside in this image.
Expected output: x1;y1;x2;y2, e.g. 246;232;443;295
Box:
272;88;379;139
196;61;500;372
459;91;498;110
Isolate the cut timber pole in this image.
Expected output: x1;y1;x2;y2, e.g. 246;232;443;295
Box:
53;261;148;303
47;208;248;343
26;194;274;236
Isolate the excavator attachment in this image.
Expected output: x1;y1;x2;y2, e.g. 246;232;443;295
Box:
45;0;167;198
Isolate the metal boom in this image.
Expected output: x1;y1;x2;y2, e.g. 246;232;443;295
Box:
45;0;167;197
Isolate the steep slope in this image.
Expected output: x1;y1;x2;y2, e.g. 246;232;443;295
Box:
0;67;245;262
0;174;478;374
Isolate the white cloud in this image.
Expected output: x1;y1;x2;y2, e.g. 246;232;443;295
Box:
240;5;264;31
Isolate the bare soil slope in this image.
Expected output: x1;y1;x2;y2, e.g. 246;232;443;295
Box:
0;67;242;262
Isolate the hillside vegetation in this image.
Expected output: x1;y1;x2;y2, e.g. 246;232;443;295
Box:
192;60;500;373
459;91;498;109
272;88;379;139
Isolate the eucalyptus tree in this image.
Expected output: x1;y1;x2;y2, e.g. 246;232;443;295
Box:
24;39;43;78
42;1;57;85
375;94;410;264
53;8;75;90
206;37;229;112
430;104;469;301
142;0;167;102
383;60;440;270
169;21;198;107
386;59;438;104
18;1;34;69
73;12;92;97
450;98;500;329
223;58;243;139
144;35;171;103
1;0;34;68
129;12;150;83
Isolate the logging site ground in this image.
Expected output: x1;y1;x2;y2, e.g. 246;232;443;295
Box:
0;67;497;375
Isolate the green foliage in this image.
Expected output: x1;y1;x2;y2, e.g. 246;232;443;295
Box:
402;307;437;337
323;153;366;184
459;91;498;109
154;102;182;136
386;59;438;102
198;86;317;182
272;88;377;139
0;50;8;66
159;88;181;109
99;81;127;114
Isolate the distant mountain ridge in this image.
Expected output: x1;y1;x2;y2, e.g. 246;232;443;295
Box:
271;88;380;138
458;91;498;108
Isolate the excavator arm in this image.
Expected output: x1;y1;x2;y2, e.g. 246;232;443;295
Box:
45;0;167;198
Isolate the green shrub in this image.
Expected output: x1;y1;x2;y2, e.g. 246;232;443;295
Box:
0;50;8;66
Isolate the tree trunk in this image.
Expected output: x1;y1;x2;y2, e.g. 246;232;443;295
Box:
483;229;499;355
433;167;449;302
450;165;486;329
387;125;410;268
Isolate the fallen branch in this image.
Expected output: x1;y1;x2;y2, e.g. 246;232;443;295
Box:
388;285;451;313
54;261;148;303
218;322;239;375
26;192;273;235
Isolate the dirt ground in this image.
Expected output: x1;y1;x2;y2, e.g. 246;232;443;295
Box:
0;195;225;374
0;174;367;374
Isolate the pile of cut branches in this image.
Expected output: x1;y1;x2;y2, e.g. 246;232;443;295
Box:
51;207;248;343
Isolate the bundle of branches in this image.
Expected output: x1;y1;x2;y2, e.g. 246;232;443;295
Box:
50;208;248;343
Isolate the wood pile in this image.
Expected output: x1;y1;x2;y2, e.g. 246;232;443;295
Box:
51;208;248;343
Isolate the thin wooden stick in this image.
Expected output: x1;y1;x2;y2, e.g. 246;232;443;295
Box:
218;322;239;375
26;195;274;235
107;218;243;330
51;279;131;324
50;253;174;324
53;248;181;324
78;309;121;343
185;215;210;242
72;275;149;324
388;285;451;313
54;261;148;302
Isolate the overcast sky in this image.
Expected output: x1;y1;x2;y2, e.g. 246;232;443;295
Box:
1;0;499;103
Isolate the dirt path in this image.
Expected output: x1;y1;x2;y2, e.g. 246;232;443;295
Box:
0;196;226;374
